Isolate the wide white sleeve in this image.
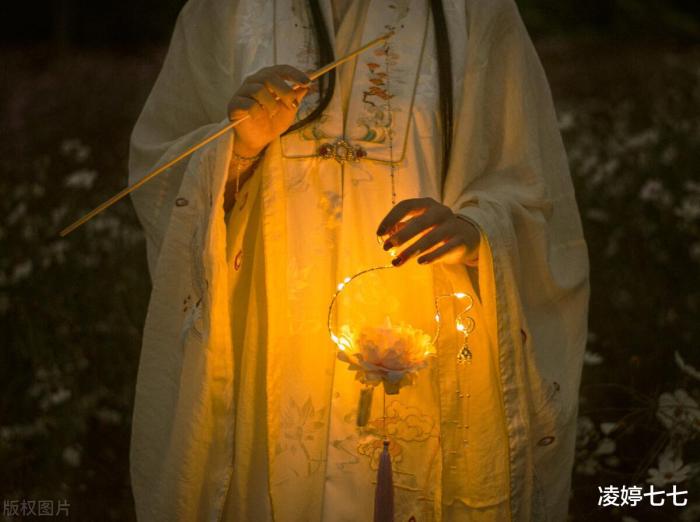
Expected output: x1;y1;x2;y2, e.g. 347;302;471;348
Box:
128;0;238;280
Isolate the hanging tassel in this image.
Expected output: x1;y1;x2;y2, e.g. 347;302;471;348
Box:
373;439;394;522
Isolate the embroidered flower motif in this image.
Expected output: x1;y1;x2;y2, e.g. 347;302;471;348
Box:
356;36;401;143
277;396;327;476
356;400;437;469
336;318;434;394
318;191;342;231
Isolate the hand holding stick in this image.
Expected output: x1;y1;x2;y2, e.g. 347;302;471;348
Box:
59;31;394;237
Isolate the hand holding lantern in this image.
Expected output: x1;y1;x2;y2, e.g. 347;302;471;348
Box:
376;197;481;267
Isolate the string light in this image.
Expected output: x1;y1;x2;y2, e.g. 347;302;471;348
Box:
327;264;475;360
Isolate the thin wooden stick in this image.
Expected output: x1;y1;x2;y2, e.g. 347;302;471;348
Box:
59;31;393;237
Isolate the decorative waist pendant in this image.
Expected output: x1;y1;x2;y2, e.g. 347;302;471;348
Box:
356;385;374;427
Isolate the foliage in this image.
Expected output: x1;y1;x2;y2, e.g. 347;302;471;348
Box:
0;47;158;521
558;47;700;521
517;0;700;41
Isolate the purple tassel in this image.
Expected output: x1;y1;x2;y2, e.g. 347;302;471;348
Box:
373;439;394;522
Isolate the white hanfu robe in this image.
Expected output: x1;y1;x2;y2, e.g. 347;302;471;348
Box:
127;0;590;521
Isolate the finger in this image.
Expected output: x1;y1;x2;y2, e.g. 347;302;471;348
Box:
383;207;443;250
271;65;312;86
265;74;308;114
238;82;278;116
251;65;311;91
263;75;296;110
416;237;463;265
392;223;449;266
228;96;265;122
249;85;280;116
376;197;433;236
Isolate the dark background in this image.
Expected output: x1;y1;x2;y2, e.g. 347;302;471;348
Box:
2;0;700;46
1;1;700;521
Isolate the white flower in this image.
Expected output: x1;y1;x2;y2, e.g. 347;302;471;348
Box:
639;178;672;206
575;456;599;476
674;351;700;381
337;319;434;394
558;111;575;131
62;446;82;468
64;169;97;189
11;260;33;283
656;389;700;436
600;422;617;435
675;194;700;223
646;447;693;486
685;180;700;194
625;129;659;149
594;437;616;456
583;350;603;365
576;416;596;448
50;387;71;405
60;138;91;162
87;214;121;236
39;387;71;412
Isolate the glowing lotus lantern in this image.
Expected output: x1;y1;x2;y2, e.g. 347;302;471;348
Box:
326;264;476;521
328;266;475;401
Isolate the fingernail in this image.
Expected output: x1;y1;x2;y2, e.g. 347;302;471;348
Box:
383;241;393;251
377;226;386;236
392;257;402;267
418;258;427;264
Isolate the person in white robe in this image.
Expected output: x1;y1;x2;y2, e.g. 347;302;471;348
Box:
127;0;590;520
